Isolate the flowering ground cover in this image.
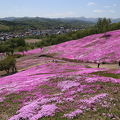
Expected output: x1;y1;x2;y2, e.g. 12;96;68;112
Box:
44;30;120;63
0;61;120;120
0;29;120;120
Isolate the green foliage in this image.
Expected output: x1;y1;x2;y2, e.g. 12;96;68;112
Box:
110;22;120;30
7;38;26;48
36;27;97;47
0;18;93;32
91;71;120;79
0;24;10;32
13;54;23;58
17;46;27;53
0;56;17;74
0;20;30;32
0;38;26;55
96;18;111;33
0;44;13;55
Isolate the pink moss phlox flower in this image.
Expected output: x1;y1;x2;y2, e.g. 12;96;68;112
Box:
30;104;57;120
85;76;120;83
109;69;120;74
64;109;83;119
57;80;80;91
9;100;40;120
80;93;108;105
9;99;57;120
63;97;74;102
0;97;5;102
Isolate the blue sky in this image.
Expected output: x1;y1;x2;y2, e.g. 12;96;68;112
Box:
0;0;119;18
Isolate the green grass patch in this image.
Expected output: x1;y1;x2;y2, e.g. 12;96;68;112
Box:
39;84;61;95
91;71;120;79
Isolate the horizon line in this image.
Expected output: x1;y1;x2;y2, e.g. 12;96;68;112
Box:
0;16;119;19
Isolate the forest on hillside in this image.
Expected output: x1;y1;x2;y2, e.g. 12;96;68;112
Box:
0;17;94;32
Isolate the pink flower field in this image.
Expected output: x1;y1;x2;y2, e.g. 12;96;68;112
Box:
0;30;120;120
46;30;120;63
0;61;120;120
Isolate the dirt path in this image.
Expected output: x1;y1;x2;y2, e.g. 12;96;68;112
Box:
82;62;119;69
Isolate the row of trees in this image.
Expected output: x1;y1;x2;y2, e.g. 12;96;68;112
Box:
0;38;27;55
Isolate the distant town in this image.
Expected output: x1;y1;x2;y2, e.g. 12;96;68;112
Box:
0;27;82;41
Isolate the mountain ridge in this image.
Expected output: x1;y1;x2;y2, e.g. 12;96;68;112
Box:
0;17;120;23
0;17;94;32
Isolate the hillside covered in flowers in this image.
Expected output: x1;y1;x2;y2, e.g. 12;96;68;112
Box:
46;30;120;63
0;30;120;120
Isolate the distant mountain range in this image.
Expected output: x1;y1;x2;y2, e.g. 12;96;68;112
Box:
55;17;120;23
0;17;120;23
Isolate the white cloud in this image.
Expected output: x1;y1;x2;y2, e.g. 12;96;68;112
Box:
93;10;104;13
88;2;96;6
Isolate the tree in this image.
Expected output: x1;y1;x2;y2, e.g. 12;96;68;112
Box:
0;43;14;55
0;56;17;74
96;18;111;36
3;38;26;55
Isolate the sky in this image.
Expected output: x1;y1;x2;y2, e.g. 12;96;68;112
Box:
0;0;119;18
